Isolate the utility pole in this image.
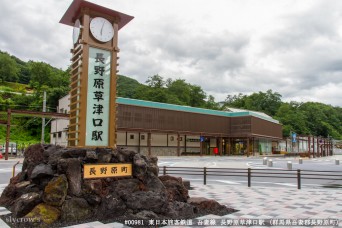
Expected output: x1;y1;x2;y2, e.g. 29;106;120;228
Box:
41;91;46;144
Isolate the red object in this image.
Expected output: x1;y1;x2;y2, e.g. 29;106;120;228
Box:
213;147;219;154
0;153;3;159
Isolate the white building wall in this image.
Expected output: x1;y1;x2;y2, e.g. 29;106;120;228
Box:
151;133;167;146
186;136;200;147
50;95;70;147
168;134;178;147
127;132;139;146
116;132;126;146
140;133;148;146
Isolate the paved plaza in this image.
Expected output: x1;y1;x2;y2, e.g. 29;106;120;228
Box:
0;155;341;227
1;183;341;227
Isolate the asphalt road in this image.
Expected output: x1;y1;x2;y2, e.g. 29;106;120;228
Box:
0;156;341;191
158;156;342;189
0;160;23;194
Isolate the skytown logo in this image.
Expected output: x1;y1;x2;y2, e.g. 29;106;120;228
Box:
5;216;41;223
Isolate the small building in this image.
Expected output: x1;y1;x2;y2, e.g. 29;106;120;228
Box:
50;95;70;147
50;95;283;156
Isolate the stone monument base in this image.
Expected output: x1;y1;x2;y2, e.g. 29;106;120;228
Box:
0;144;236;227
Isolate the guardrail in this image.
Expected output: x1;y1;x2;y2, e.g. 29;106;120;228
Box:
159;166;342;189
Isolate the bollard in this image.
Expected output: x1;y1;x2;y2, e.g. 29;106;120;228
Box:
203;167;207;185
287;161;292;170
263;157;268;165
248;168;251;187
268;159;273;167
336;159;340;165
299;158;303;164
297;169;301;189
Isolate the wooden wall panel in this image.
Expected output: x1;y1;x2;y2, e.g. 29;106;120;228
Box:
117;104;231;135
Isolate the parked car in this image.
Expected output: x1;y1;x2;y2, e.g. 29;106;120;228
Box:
1;142;17;154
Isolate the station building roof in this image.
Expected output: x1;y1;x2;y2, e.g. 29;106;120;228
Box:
117;97;280;124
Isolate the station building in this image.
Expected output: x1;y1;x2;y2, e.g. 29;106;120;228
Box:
50;95;283;156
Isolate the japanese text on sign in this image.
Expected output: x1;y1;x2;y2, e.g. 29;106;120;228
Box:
123;218;340;227
83;163;132;179
85;47;111;146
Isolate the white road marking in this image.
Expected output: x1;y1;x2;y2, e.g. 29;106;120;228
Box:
246;162;283;170
0;168;12;173
205;162;217;167
158;162;176;166
0;184;7;195
215;180;241;185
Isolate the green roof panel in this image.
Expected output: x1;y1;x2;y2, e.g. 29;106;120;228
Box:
116;97;279;124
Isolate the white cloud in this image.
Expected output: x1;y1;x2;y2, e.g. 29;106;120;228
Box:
0;0;341;107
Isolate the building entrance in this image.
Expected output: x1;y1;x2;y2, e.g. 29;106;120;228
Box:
201;137;211;155
231;138;247;155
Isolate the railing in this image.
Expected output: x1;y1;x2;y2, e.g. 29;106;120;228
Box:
159;166;342;189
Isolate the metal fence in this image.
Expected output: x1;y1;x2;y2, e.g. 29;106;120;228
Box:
159;166;342;189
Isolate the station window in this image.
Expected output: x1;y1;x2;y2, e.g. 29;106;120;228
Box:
141;135;145;140
58;132;62;138
130;134;134;140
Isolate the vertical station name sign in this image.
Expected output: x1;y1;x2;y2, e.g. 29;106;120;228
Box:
86;48;111;146
59;0;133;148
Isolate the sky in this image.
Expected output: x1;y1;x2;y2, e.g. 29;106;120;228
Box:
1;0;342;107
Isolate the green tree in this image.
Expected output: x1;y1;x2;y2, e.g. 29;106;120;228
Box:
146;74;165;88
134;84;168;103
206;95;220;110
10;53;31;84
274;102;309;137
189;85;206;107
133;75;170;103
18;65;31;84
299;102;342;138
223;90;282;116
46;87;69;111
223;93;247;109
49;68;69;88
28;61;52;89
166;79;191;105
0;52;19;82
117;75;141;98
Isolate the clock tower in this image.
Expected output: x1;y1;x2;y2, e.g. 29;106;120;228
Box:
60;0;133;148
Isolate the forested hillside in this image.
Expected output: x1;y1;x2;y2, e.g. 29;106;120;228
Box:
222;91;342;139
0;51;341;144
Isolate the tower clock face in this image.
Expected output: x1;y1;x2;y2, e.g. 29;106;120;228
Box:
90;17;114;42
73;19;81;44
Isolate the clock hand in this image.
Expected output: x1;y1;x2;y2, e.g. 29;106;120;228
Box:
100;21;105;35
